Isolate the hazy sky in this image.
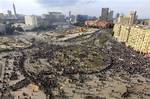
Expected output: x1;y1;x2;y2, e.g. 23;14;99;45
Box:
0;0;149;18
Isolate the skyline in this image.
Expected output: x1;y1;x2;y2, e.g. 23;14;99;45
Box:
0;0;150;18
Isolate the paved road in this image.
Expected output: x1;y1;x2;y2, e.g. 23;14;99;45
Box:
47;29;102;46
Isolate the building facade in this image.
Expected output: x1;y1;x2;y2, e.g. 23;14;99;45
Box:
128;11;137;25
100;8;114;21
25;15;41;28
76;15;89;22
117;11;137;25
0;13;5;19
7;10;12;17
113;23;150;53
108;10;114;21
101;8;109;20
42;12;66;25
0;13;5;23
0;23;6;34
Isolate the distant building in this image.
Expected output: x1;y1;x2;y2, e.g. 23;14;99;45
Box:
116;13;120;19
100;8;114;21
0;23;6;34
108;10;114;21
25;15;41;28
101;8;109;20
17;14;25;20
66;11;76;24
76;15;98;24
128;11;137;25
0;4;23;24
76;15;89;22
118;16;130;25
148;20;150;26
42;12;66;25
13;3;17;18
69;15;76;24
69;11;71;18
7;10;12;17
5;10;16;20
0;13;5;23
114;13;120;23
117;11;137;25
0;13;5;19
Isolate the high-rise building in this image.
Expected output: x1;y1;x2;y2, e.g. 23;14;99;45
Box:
115;13;120;19
114;13;120;23
13;3;17;18
69;11;71;17
108;10;114;21
100;8;114;21
7;10;12;17
101;8;109;20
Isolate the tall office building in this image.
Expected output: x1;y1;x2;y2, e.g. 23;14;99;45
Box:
114;13;120;23
13;3;17;18
108;10;114;21
69;11;71;17
115;13;120;19
101;8;109;20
